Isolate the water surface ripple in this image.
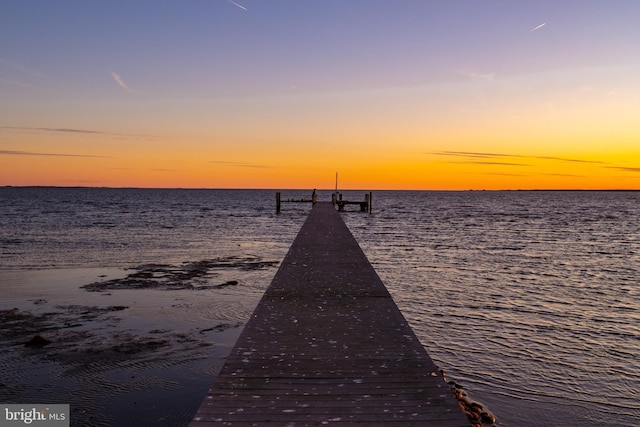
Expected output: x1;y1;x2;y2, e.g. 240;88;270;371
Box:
1;188;639;426
342;190;640;426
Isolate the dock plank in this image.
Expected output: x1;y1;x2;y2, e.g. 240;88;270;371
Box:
191;202;468;426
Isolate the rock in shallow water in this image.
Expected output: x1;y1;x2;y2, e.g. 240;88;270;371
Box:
24;334;51;347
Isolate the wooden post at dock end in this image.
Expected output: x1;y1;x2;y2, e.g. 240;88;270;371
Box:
362;192;372;213
276;192;281;213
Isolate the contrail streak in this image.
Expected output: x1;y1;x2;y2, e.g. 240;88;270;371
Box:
227;0;247;11
111;72;131;91
530;23;546;32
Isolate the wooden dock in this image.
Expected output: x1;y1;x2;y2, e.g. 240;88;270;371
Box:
333;192;371;213
276;191;317;213
191;202;468;426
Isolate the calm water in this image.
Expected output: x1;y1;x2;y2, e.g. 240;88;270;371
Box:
343;190;640;426
1;187;639;426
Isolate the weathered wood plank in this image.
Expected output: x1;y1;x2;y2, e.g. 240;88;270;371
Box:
191;202;468;426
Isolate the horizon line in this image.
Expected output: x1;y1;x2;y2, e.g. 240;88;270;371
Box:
2;185;640;192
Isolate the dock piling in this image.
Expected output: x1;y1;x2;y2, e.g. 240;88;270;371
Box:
335;192;372;213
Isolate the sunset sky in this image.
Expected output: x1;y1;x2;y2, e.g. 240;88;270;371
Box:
1;1;639;190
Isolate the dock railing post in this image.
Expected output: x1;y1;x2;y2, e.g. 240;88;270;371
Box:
276;192;281;213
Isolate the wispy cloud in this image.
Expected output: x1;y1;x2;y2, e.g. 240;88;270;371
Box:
0;59;46;79
1;125;158;141
606;166;640;173
111;71;134;92
0;150;109;158
2;126;104;135
226;0;248;11
482;172;531;177
0;78;42;90
211;160;272;169
535;156;604;164
457;161;530;167
435;151;514;159
457;70;496;81
433;151;604;165
530;22;547;33
0;59;48;90
540;173;585;177
152;168;180;172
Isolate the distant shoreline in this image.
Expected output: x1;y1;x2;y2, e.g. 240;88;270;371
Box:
2;186;640;192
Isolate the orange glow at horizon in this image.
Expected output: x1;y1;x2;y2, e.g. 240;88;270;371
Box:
2;3;640;190
3;131;640;190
